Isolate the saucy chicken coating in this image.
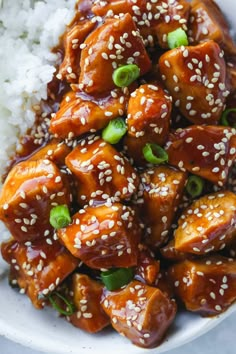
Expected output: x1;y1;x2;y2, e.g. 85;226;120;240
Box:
57;203;142;269
159;40;229;125
135;243;160;286
92;0;190;48
50;89;128;139
1;237;78;309
101;280;177;348
28;140;71;166
58;20;96;83
124;83;172;166
137;166;187;249
65;135;139;206
166;125;236;186
174;190;236;255
66;273;110;332
79;13;151;94
0;159;71;242
168;255;236;315
188;0;236;56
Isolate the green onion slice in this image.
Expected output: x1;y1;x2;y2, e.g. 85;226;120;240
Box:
48;291;75;316
102;117;127;144
112;64;140;87
186;175;204;198
220;108;236;128
143;143;168;164
167;28;189;49
101;267;134;291
49;205;71;229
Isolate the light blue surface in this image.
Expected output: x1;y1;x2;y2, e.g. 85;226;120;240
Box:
0;312;235;354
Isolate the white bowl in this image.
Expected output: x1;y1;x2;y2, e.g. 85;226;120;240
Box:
0;0;236;353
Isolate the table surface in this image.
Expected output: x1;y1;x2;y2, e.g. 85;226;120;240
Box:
0;312;235;354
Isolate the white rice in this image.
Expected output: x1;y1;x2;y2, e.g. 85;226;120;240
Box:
0;0;76;177
0;0;76;265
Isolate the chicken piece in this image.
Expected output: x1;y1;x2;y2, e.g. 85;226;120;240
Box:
153;0;190;48
66;273;110;332
168;255;236;315
50;89;128;140
159;40;229;125
154;270;175;299
101;280;177;348
160;238;188;262
166;125;236;186
1;237;78;309
0;159;71;242
135;243;160;286
65;135;139;206
226;61;236;93
92;0;190;48
58;20;96;83
79;14;151;94
28;140;71;166
124;83;172;165
138;166;187;249
57;203;142;269
174;190;236;255
188;0;236;56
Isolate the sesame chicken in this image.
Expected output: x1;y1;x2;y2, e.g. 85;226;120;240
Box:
137;166;187;249
0;159;71;242
65;135;139;206
50;89;128;139
166;125;236;186
92;0;190;48
174;190;236;255
168;255;236;315
66;273;110;332
79;13;151;94
1;237;78;309
188;0;236;56
135;243;160;286
58;20;96;83
159;40;228;125
124;83;172;165
57;203;142;269
101;280;177;348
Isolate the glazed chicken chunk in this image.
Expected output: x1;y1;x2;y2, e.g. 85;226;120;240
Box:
92;0;190;48
79;13;151;94
57;203;142;269
1;237;78;308
124;83;172;166
159;40;229;125
0;159;71;242
188;0;236;56
174;190;236;255
168;255;236;315
66;273;110;333
137;166;187;249
65;135;139;206
166;125;236;186
101;280;177;348
58;20;96;83
50;89;128;139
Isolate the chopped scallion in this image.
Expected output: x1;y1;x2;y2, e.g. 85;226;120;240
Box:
112;64;140;87
101;267;134;291
48;291;75;316
102;117;127;144
167;28;189;49
49;205;71;229
220;108;236;128
143;143;168;164
186;175;204;198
